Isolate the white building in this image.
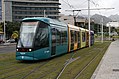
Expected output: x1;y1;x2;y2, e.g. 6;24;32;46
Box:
106;21;119;35
59;14;87;26
106;21;119;28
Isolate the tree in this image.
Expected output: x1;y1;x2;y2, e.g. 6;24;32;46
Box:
0;23;3;32
5;21;20;39
11;31;18;39
116;27;119;35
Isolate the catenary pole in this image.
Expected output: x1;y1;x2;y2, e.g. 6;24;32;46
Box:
3;0;6;42
44;10;46;17
101;18;103;43
88;0;91;47
109;23;111;40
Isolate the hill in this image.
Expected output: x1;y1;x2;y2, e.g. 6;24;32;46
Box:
91;14;112;25
108;14;119;22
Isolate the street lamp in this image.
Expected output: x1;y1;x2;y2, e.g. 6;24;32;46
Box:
3;0;6;42
44;10;46;17
88;0;91;47
109;22;111;40
101;18;103;43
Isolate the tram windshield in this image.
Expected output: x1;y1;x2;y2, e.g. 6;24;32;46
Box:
17;21;38;48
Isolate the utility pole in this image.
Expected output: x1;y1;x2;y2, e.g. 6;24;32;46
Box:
88;0;91;47
73;10;76;26
101;18;103;43
44;10;46;17
109;23;111;40
3;0;6;43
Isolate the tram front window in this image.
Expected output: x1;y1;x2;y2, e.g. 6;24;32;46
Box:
17;21;38;48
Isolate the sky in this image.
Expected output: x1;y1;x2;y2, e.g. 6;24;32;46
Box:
59;0;119;17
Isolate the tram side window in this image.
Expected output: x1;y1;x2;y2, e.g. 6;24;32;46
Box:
56;27;61;45
56;27;67;45
61;30;67;44
91;33;94;41
74;31;78;43
82;32;85;42
34;22;49;49
71;30;74;44
78;32;80;43
51;28;57;46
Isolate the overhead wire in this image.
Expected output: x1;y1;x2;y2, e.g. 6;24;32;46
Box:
62;0;117;23
66;0;75;9
62;0;76;16
90;0;102;17
75;0;89;17
74;0;88;17
62;0;74;9
76;0;88;8
62;0;88;17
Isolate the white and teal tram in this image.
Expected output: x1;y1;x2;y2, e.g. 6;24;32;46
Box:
16;17;94;60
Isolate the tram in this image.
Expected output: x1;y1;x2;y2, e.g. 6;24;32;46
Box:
16;17;94;60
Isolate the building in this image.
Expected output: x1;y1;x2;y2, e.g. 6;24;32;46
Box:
0;0;2;21
106;21;119;36
59;14;96;33
106;21;119;28
59;14;74;25
59;14;87;26
2;0;61;22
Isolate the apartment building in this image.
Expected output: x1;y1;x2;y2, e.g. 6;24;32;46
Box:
2;0;61;22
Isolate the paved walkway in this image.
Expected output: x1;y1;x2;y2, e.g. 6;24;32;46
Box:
91;40;119;79
0;43;16;48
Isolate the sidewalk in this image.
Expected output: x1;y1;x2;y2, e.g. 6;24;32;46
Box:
0;43;16;48
91;40;119;79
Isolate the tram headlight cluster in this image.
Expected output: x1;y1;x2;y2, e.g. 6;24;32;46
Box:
16;48;32;52
29;49;32;52
16;49;18;51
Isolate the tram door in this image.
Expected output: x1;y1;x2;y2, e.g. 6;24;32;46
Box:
70;30;74;50
51;28;56;55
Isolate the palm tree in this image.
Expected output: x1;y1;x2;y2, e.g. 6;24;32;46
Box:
0;24;3;32
11;31;18;38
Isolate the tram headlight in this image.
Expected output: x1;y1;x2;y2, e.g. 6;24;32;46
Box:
29;49;32;52
16;49;18;51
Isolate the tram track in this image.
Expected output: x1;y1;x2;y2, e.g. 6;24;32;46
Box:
55;43;109;79
73;43;109;79
34;47;98;79
39;49;97;79
0;60;33;72
0;42;110;79
0;54;71;79
55;45;99;79
26;58;71;79
21;60;50;79
22;52;77;79
0;64;35;79
0;64;30;75
1;60;50;79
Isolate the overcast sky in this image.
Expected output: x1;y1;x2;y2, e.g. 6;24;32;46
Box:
59;0;119;17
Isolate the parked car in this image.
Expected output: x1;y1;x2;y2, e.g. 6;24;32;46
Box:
7;39;15;43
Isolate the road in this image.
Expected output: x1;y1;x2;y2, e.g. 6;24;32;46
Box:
0;44;16;54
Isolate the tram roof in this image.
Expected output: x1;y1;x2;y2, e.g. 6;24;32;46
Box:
80;27;86;31
0;31;4;34
23;17;67;27
68;24;79;31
